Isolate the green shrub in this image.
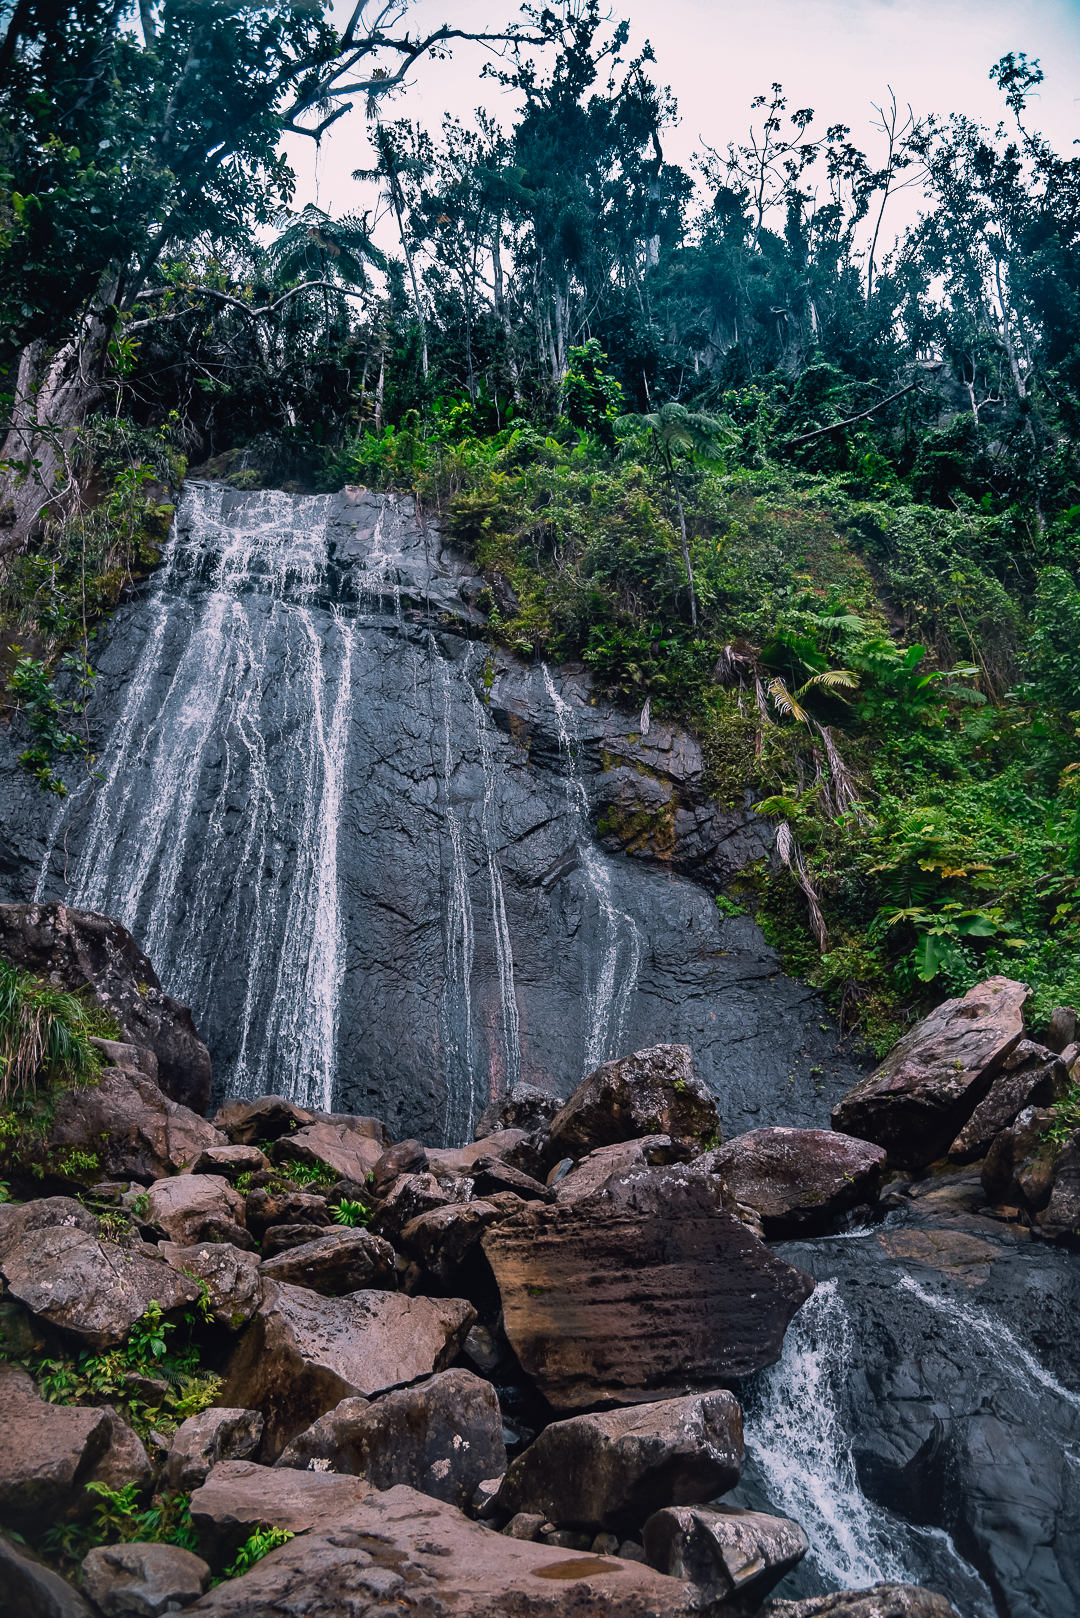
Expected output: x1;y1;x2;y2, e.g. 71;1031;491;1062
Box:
0;959;104;1102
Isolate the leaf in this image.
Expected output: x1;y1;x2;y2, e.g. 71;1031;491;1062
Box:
767;677;809;724
913;931;948;981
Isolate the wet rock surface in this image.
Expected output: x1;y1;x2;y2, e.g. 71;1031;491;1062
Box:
545;1043;721;1160
764;1589;959;1618
0;486;866;1143
483;1162;814;1408
44;1066;223;1184
701;1128;886;1235
643;1502;809;1611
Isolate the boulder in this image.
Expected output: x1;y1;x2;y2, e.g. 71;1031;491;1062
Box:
184;1481;695;1616
832;977;1027;1168
643;1503;808;1611
0;1226;200;1348
1037;1132;1080;1242
0;902;212;1112
45;1068;224;1184
188;1144;271;1179
271;1121;384;1184
1047;1006;1078;1054
275;1368;506;1508
482;1163;813;1409
475;1083;564;1141
949;1046;1069;1162
495;1392;743;1531
212;1095;315;1145
370;1138;428;1196
160;1242;263;1328
144;1174;251;1249
370;1173;453;1243
261;1222;335;1260
547;1045;720;1160
552;1139;678;1203
259;1228;395;1295
0;1365;113;1529
981;1107;1058;1208
426;1128;537;1180
763;1587;959;1618
189;1461;372;1567
85;1408;153;1494
165;1409;265;1491
218;1282;476;1459
469;1158;552;1201
0;1528;95;1618
399;1201;502;1285
700;1128;886;1235
0;1195;97;1256
82;1542;210;1616
244;1187;329;1240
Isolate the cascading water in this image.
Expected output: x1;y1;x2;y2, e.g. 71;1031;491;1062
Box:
541;663;643;1075
742;1279;997;1617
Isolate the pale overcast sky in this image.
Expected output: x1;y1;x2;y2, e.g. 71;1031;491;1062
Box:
282;0;1080;247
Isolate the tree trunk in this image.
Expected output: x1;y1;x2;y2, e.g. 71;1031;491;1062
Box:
0;311;111;565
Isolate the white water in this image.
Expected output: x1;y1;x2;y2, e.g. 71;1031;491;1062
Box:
468;659;522;1097
744;1279;996;1617
434;639;478;1142
541;663;643;1075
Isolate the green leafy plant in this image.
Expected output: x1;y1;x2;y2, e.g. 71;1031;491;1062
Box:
334;1198;372;1228
221;1525;294;1580
0;958;103;1103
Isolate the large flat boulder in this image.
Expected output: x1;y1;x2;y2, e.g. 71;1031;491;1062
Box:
0;902;212;1112
271;1121;384;1183
0;1365;112;1529
547;1044;720;1159
275;1369;506;1508
832;978;1028;1168
144;1174;251;1248
0;1226;200;1347
482;1163;813;1409
185;1481;696;1617
218;1282;476;1459
259;1228;395;1295
700;1128;886;1235
46;1068;224;1183
189;1461;372;1566
495;1392;743;1531
643;1503;808;1610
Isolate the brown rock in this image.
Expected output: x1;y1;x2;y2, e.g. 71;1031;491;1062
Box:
271;1121;384;1184
84;1407;153;1494
0;1196;97;1255
370;1139;428;1196
469;1157;552;1201
399;1200;502;1285
426;1128;535;1180
552;1139;679;1203
547;1045;720;1161
160;1241;263;1328
643;1503;808;1610
496;1392;743;1530
482;1163;813;1409
184;1481;695;1616
1037;1132;1080;1242
218;1282;476;1459
370;1172;453;1243
189;1144;271;1179
700;1128;886;1235
259;1228;395;1295
475;1083;564;1140
88;1036;157;1080
0;1528;95;1617
165;1409;264;1491
981;1107;1057;1208
0;902;212;1112
0;1365;112;1529
82;1542;210;1615
832;977;1028;1168
0;1227;200;1348
1047;1006;1078;1054
212;1095;315;1145
244;1187;329;1240
949;1049;1069;1162
144;1174;251;1248
764;1585;960;1618
46;1068;224;1183
189;1461;371;1567
260;1223;333;1260
275;1368;506;1508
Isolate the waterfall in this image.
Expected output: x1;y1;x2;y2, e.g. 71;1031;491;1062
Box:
742;1279;997;1617
541;663;643;1076
468;661;522;1096
434;639;478;1143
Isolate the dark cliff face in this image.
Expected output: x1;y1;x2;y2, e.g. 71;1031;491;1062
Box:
0;484;865;1143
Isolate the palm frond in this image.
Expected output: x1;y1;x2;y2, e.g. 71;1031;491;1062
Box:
768;676;809;725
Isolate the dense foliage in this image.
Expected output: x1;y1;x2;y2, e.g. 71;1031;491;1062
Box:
0;3;1078;1042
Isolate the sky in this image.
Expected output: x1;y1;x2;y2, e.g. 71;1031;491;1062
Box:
281;0;1080;250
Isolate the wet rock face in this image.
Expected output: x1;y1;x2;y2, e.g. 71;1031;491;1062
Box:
832;977;1028;1168
0;903;211;1112
701;1128;886;1236
1;486;867;1144
482;1163;814;1409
